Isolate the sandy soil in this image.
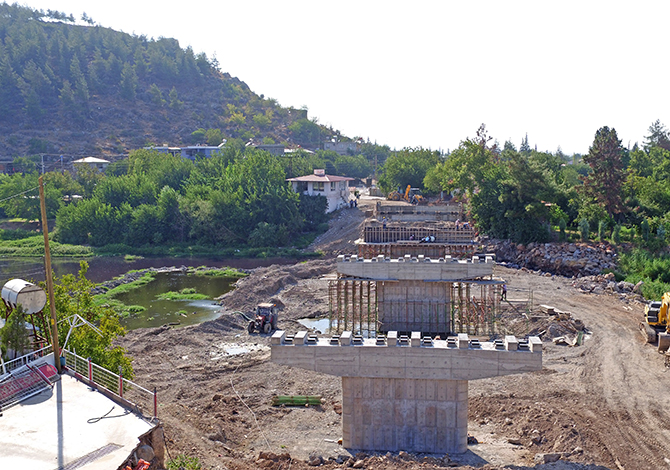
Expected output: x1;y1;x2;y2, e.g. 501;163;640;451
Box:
119;197;669;470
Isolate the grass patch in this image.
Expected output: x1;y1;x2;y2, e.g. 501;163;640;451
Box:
0;235;94;257
93;298;146;317
124;254;144;261
189;267;247;278
167;454;201;470
93;241;322;259
156;288;209;301
93;271;157;315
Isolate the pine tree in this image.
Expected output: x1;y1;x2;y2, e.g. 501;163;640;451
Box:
120;63;138;100
520;133;530;154
580;126;625;218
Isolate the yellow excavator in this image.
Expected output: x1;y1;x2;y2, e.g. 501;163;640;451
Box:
387;185;425;204
641;292;670;343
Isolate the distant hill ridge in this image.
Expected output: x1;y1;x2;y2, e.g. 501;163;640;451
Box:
0;3;344;158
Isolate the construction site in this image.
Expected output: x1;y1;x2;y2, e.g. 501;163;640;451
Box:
3;194;668;470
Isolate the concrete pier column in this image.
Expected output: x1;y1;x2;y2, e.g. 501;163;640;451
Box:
342;377;468;453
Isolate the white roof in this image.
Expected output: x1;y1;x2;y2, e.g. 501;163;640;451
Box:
72;157;110;164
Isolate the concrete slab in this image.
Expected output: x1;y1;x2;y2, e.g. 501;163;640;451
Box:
0;373;154;470
337;254;493;281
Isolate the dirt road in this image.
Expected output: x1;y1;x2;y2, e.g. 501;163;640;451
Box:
120;199;669;470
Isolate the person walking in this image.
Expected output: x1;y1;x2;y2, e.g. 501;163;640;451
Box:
501;284;507;301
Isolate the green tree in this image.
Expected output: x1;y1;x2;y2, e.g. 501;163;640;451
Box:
148;83;165;106
48;262;133;378
613;224;622;244
598;220;606;241
580;126;626;219
643;120;670;152
379;147;441;193
253;113;271;129
205;128;223;146
1;306;30;360
288;118;322;146
120;63;138;100
579;218;590;241
641;218;650;241
168;86;183;110
558;218;567;242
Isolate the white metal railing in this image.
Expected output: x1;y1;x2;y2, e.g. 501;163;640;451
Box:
1;345;53;376
62;348;157;422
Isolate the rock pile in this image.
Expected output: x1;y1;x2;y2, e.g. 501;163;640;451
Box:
491;240;618;277
572;272;644;300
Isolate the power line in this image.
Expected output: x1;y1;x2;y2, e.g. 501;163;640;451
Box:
0;185;39;203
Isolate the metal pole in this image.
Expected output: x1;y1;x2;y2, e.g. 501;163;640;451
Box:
39;176;61;373
119;367;123;398
88;357;92;384
153;387;158;419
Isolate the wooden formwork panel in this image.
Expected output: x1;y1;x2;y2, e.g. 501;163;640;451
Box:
357;243;479;259
377;281;451;334
363;225;475;244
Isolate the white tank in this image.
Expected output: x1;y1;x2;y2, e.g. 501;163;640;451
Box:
1;279;47;315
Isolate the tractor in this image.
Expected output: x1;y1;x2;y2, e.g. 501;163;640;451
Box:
248;302;279;334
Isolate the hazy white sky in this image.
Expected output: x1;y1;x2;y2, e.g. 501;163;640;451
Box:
17;1;670;154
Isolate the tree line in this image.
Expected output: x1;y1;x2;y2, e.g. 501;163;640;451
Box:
376;121;670;246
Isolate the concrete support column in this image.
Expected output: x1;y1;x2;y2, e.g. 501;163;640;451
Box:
342;377;468;453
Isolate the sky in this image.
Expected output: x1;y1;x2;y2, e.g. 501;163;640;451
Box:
16;0;670;155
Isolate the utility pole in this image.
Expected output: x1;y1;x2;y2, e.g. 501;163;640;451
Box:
39;176;61;373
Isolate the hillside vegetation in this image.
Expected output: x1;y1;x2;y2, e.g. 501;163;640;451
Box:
0;3;353;157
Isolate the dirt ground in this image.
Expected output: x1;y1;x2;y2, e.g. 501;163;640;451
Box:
120;196;670;470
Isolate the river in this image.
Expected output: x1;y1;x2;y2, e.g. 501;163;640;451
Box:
0;256;299;330
0;256;297;284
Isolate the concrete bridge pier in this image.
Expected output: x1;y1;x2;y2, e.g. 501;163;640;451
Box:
271;330;542;454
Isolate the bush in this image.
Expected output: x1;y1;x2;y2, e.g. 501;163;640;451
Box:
167;454;201;470
249;222;289;247
579;218;590;241
642;219;650;241
558;219;566;242
598;220;606;241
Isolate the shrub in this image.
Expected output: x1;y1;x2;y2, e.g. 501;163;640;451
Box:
167;454;201;470
558;219;566;242
642;219;650;241
613;224;621;244
579;218;590;241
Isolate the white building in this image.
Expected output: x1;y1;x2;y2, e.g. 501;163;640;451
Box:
287;169;354;213
72;157;109;171
145;142;226;160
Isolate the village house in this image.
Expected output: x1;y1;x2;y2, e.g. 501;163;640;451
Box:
72;156;110;171
146;143;225;160
323;140;362;156
287;169;354;213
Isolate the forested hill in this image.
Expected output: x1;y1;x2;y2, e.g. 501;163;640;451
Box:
0;3;337;157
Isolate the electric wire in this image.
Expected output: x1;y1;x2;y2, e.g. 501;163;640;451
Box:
0;185;40;203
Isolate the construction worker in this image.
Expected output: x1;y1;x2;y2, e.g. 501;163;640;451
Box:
501;284;507;301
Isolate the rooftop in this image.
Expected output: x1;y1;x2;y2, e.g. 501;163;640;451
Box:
287;169;354;183
72;157;110;164
0;356;155;470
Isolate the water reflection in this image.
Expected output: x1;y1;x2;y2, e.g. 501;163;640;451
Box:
0;256;297;284
114;272;235;330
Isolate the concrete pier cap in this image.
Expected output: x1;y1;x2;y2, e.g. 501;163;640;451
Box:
271;330;542;455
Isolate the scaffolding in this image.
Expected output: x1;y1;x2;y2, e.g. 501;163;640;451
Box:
357;242;479;259
328;277;501;337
